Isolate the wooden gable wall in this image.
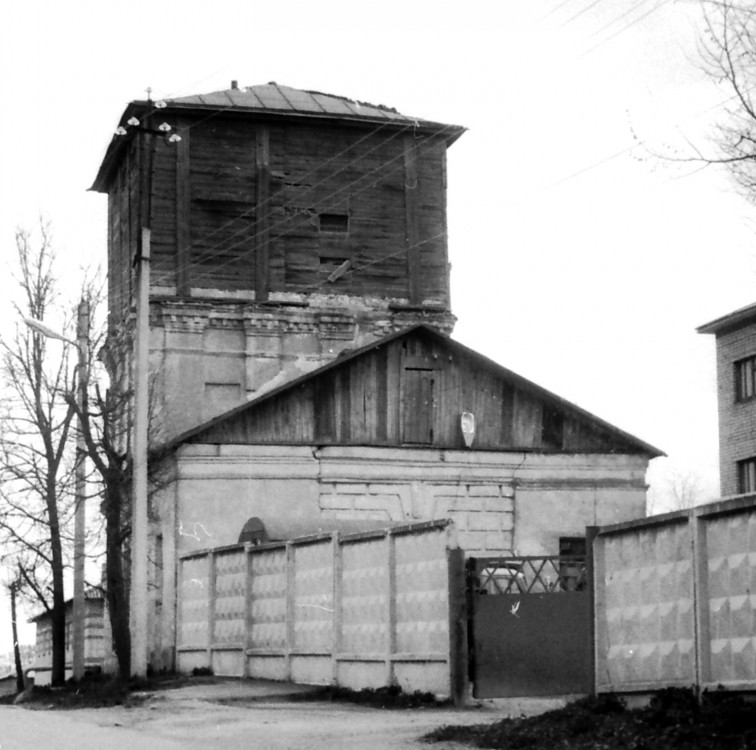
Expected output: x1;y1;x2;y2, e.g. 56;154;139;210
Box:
106;112;451;318
188;330;648;454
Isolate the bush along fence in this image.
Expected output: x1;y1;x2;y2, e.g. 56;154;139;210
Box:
176;519;467;701
593;493;756;695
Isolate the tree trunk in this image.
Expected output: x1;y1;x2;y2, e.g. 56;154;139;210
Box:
47;480;67;687
10;582;25;693
103;479;130;679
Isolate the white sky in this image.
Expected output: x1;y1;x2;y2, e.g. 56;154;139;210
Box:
2;0;756;646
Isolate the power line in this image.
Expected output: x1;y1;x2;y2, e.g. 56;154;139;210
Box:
577;0;670;59
559;0;605;28
110;119;460;313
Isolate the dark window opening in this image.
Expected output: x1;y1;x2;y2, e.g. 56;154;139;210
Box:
559;537;587;591
737;457;756;494
542;406;564;450
319;213;349;233
559;537;586;557
735;356;756;402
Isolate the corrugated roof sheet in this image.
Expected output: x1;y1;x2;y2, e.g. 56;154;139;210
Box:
167;82;418;123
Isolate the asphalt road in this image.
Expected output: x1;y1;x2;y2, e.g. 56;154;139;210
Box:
0;681;569;750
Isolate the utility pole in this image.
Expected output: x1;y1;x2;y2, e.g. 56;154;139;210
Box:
118;102;180;679
72;299;89;681
130;227;150;679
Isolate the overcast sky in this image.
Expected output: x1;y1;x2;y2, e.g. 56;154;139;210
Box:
2;0;756;646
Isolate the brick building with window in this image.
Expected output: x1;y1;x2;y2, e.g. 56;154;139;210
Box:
699;302;756;495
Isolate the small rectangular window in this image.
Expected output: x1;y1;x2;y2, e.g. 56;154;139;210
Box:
319;213;349;233
735;356;756;402
738;457;756;494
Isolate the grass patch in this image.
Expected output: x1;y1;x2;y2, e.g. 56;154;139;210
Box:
423;689;756;749
290;684;451;709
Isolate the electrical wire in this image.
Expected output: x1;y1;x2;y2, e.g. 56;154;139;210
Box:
577;0;670;59
108;117;459;315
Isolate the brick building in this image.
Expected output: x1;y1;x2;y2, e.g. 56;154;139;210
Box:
698;302;756;496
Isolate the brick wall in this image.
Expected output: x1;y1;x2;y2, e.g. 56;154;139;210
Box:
714;323;756;495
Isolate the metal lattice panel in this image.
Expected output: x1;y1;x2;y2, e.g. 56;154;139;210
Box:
470;556;588;595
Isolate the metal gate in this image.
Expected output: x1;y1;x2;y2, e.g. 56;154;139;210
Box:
467;556;593;697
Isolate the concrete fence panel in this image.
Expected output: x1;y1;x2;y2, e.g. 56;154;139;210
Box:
595;518;695;693
176;520;460;698
247;546;287;680
698;501;756;690
594;494;756;695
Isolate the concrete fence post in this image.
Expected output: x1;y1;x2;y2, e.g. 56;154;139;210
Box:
447;547;468;706
385;531;397;687
331;532;342;685
207;550;216;669
285;542;295;681
243;543;252;679
585;525;599;697
591;529;607;693
692;508;711;695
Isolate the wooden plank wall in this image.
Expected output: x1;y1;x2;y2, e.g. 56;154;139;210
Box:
193;331;644;454
108;114;451;304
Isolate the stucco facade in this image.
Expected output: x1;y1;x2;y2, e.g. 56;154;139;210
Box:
148;444;649;670
149;297;454;440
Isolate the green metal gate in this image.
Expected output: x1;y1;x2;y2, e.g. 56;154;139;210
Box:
467;556;593;698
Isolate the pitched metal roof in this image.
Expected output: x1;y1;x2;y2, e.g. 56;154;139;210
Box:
167;82;423;124
91;83;465;193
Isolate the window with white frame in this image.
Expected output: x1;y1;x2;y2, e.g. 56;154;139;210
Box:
737;457;756;494
735;355;756;402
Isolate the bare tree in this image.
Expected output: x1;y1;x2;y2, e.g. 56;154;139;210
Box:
695;2;756;201
648;468;704;516
0;222;76;686
68;312;134;680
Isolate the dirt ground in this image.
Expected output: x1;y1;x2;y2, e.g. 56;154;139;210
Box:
3;679;569;750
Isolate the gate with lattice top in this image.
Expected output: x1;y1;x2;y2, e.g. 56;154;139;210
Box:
467;556;593;697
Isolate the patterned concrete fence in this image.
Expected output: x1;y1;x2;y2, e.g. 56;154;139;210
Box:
594;494;756;694
176;520;466;699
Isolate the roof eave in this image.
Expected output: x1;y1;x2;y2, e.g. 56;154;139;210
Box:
90;99;466;193
697;301;756;335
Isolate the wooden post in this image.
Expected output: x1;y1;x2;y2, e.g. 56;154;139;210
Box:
385;531;396;687
403;135;421;304
447;547;468;707
255;124;271;302
692;509;711;697
175;119;191;296
285;542;295;681
331;533;342;685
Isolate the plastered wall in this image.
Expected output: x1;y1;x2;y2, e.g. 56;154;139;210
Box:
149;445;650;668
